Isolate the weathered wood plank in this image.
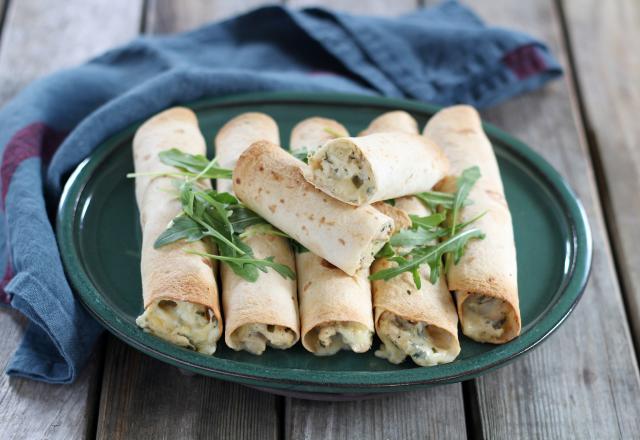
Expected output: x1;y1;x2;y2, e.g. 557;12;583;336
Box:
96;339;280;440
561;0;640;348
0;1;142;439
146;0;278;34
283;0;468;438
461;0;640;438
0;0;142;104
286;386;467;440
96;3;281;440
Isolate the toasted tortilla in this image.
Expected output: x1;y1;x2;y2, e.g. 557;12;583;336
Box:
424;105;520;344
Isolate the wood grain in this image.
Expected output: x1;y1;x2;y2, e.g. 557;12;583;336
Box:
0;1;142;439
96;339;280;440
146;0;280;34
0;0;142;104
461;0;640;438
283;1;469;438
561;0;640;348
95;3;281;440
286;386;467;440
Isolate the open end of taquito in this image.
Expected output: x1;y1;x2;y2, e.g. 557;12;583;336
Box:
371;196;460;366
306;132;449;206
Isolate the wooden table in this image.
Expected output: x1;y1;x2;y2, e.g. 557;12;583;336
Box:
0;1;638;438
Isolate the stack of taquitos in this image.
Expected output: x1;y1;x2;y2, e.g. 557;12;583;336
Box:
367;111;461;366
289;118;375;355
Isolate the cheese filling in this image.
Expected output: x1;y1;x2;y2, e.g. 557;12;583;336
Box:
310;142;375;205
230;323;297;355
459;294;510;342
136;299;220;355
306;321;373;356
375;311;457;366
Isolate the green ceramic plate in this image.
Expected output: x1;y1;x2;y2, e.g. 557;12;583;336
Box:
57;92;591;396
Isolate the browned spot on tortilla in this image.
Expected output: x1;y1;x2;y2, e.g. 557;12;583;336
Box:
271;171;283;182
175;128;185;134
301;225;308;232
303;281;312;292
235;178;241;184
279;198;285;204
259;165;265;172
320;216;326;224
143;153;150;160
455;128;475;135
266;189;271;194
338;238;346;246
321;259;338;270
308;214;315;221
258;187;263;194
269;205;277;213
322;198;328;203
201;258;213;268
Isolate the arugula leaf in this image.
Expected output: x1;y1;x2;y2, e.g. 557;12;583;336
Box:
188;250;296;281
414;191;456;210
159;148;232;179
388;228;446;248
369;228;485;288
155;181;296;282
375;242;396;258
409;212;447;229
383;199;396;206
154;216;204;248
290;149;310;164
445;166;481;272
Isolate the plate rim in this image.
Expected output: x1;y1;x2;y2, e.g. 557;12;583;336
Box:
56;91;592;391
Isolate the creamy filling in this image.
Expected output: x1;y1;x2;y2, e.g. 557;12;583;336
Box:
359;223;394;270
136;299;220;355
311;143;375;204
375;311;457;366
307;321;373;356
459;294;510;342
231;323;297;355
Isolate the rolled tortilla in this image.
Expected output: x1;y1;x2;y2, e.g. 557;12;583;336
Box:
424;105;520;344
133;107;222;354
372;197;461;366
363;111;460;366
233;141;394;276
214;113;299;354
358;110;418;136
306;132;449;206
290;118;374;355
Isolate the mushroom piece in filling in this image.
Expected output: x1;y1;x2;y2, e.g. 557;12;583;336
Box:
230;323;297;355
375;311;457;366
306;321;373;356
136;299;220;355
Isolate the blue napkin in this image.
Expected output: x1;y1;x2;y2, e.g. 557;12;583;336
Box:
0;1;561;383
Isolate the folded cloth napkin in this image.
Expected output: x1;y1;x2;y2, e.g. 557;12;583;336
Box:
0;1;561;383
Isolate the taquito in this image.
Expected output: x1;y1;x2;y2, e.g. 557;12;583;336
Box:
424;105;520;344
365;111;460;366
215;113;299;354
358;110;418;136
233;141;394;276
372;197;461;365
306;132;449;206
134;107;222;354
290;118;374;355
